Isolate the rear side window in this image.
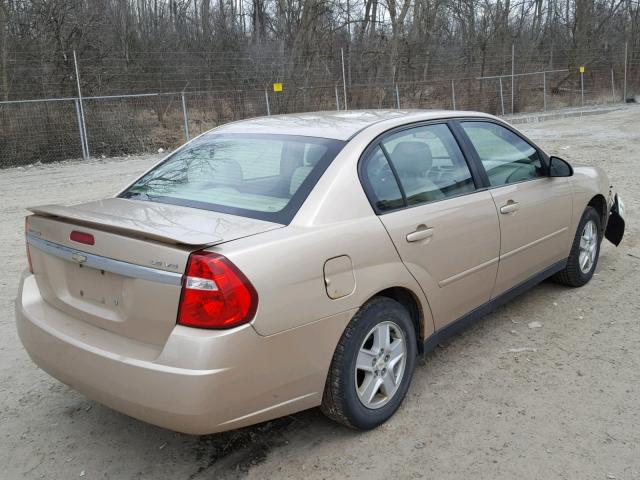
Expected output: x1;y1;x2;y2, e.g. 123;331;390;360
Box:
120;134;344;224
361;124;476;213
382;124;475;206
362;146;404;212
461;121;544;186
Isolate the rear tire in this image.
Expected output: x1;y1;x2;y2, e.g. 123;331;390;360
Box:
553;206;601;287
321;297;417;430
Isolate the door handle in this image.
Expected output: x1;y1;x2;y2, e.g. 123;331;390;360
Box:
500;201;520;214
406;226;434;242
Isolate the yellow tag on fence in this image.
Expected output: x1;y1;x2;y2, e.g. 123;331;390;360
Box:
579;66;585;73
273;83;283;92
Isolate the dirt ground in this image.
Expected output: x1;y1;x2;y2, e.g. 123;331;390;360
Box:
1;106;639;480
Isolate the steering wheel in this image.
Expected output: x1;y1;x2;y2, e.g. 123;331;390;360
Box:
505;164;533;184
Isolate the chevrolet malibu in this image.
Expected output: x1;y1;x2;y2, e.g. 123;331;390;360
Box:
16;110;625;434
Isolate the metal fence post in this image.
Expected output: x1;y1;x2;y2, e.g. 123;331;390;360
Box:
451;80;456;110
581;69;585;108
511;44;515;114
395;84;400;109
341;48;348;110
73;50;90;159
499;77;505;115
611;68;616;103
181;93;190;142
335;85;340;111
543;71;547;112
74;98;88;160
623;41;628;102
264;89;271;116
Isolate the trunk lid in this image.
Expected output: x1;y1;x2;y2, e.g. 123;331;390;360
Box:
26;198;282;346
29;198;283;246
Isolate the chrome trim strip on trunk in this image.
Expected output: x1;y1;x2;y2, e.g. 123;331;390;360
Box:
27;233;183;286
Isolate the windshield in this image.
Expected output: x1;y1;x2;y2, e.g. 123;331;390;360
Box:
120;133;345;224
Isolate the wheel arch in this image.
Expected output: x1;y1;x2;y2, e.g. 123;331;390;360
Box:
366;286;427;351
587;194;607;235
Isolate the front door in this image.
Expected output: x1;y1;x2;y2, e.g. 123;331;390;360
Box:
459;120;573;297
360;123;501;330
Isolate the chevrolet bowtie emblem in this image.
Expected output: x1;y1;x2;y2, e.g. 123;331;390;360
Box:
71;252;87;264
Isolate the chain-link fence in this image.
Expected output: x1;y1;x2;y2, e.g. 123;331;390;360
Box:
1;60;638;167
0;98;85;165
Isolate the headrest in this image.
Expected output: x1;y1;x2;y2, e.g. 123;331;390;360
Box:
214;158;243;184
305;144;326;166
390;141;433;174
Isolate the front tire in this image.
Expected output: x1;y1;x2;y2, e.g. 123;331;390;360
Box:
321;297;417;430
553;206;602;287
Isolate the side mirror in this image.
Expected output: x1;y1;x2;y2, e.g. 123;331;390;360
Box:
548;156;573;177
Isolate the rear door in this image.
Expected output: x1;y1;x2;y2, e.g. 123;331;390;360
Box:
360;122;500;330
457;120;573;297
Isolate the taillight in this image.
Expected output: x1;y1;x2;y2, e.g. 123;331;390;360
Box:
177;251;258;329
25;217;33;274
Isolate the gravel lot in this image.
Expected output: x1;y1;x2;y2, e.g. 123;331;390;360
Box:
1;106;639;480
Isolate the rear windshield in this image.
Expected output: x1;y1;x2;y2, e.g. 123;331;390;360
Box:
120;133;345;224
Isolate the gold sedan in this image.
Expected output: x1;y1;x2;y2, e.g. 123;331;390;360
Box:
16;110;624;434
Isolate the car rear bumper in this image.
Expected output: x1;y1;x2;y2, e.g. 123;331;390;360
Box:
16;272;353;434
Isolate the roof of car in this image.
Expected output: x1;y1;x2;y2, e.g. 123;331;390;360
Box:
212;109;494;141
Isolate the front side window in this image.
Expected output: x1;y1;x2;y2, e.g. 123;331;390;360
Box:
460;121;545;186
381;124;475;206
120;134;344;223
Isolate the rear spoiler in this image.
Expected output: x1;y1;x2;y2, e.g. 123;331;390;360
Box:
28;204;223;246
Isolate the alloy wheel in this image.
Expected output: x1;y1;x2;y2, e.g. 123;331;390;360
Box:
579;219;598;274
354;321;407;409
